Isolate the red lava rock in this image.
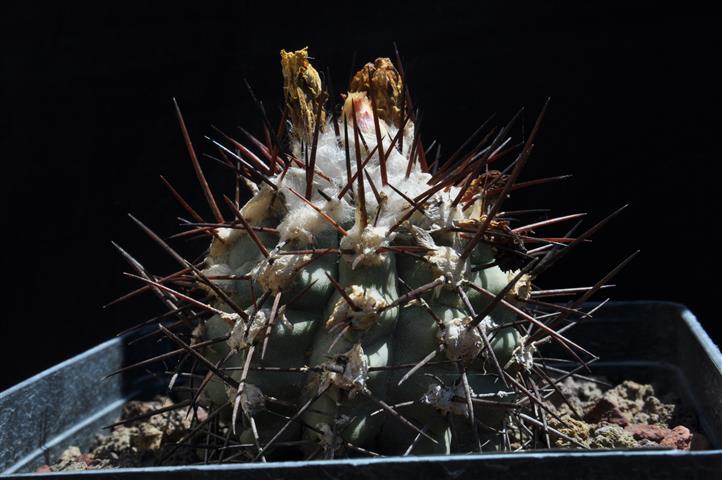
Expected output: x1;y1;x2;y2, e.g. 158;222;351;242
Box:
624;423;671;442
660;426;692;450
584;398;629;426
35;465;51;473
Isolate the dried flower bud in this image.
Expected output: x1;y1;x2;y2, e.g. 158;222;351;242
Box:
349;57;404;127
280;47;326;142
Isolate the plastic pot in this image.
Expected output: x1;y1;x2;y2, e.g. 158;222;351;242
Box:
1;301;721;479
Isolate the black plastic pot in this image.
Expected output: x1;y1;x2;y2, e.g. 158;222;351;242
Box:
1;301;721;479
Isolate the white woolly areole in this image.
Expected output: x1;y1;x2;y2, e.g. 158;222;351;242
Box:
253;253;311;293
275;167;353;244
339;224;391;268
410;224;436;250
207;227;241;263
322;193;354;224
507;335;537;371
421;383;468;417
326;285;386;331
289;125;348;182
276;205;330;245
219;311;243;326
426;246;466;287
439;315;496;364
227;309;271;351
239;185;277;224
320;344;368;398
421;190;464;231
506;270;533;300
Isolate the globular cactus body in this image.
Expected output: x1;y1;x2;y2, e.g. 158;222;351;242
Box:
200;48;532;456
117;47;630;461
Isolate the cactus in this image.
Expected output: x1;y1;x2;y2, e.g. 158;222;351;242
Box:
113;47;634;461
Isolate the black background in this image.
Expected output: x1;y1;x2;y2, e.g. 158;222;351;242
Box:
2;1;720;390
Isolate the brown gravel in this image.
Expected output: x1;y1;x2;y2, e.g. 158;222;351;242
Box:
38;396;204;472
39;378;706;471
545;378;702;450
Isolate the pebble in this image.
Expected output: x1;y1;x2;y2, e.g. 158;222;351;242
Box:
584;398;628;426
624;423;671;442
659;426;692;451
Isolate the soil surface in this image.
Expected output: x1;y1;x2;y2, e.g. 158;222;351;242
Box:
542;378;705;450
37;397;204;472
37;378;708;472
